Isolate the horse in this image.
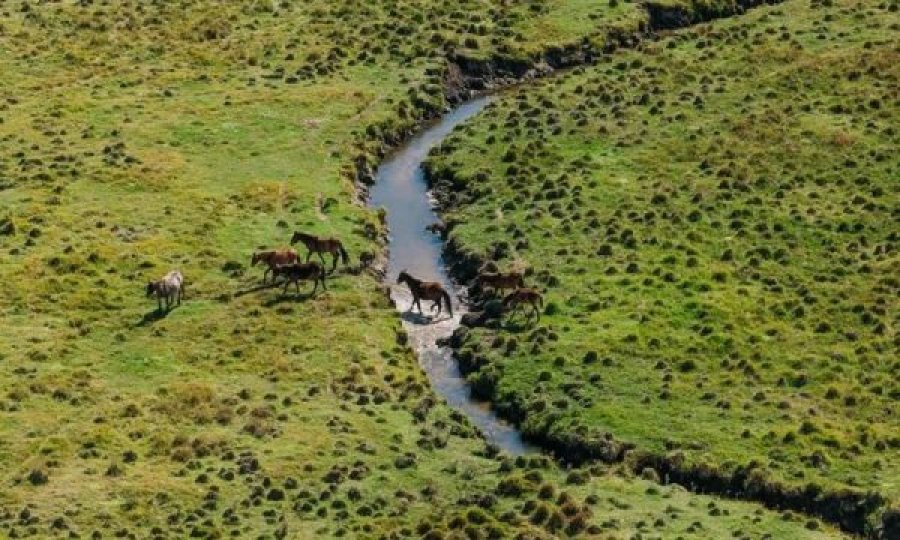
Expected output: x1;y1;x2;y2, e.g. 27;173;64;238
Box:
476;271;525;294
251;249;298;284
502;288;543;321
272;262;327;296
146;270;185;312
290;231;349;273
396;270;453;318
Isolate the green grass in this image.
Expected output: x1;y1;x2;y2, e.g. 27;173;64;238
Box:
0;0;874;537
427;0;899;524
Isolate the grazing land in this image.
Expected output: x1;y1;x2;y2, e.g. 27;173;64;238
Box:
428;0;898;533
0;0;886;538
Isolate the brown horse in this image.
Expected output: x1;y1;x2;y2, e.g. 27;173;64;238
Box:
272;262;327;296
251;249;298;283
397;270;453;318
502;288;543;321
290;231;349;273
476;271;525;294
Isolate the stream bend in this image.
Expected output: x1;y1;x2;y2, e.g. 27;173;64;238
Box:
369;97;536;455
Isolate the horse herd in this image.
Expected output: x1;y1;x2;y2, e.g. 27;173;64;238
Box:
394;265;544;322
146;229;545;323
145;231;348;312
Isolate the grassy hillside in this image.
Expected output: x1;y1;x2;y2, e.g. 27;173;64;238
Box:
0;0;855;538
427;0;898;531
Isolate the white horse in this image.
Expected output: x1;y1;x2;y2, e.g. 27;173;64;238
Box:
146;270;185;312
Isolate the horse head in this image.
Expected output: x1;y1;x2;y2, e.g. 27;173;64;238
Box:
250;252;260;266
145;282;157;297
396;270;410;284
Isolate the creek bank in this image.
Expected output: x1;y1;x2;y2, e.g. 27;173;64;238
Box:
353;0;896;537
428;159;894;539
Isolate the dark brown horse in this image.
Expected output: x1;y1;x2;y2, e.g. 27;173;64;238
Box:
502;288;543;321
397;270;453;318
290;231;349;273
476;271;525;294
251;249;298;283
272;262;327;296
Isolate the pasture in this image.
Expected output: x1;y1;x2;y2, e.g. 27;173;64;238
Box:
427;0;898;533
0;0;886;538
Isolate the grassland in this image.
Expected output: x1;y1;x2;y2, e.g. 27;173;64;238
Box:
427;0;899;534
0;0;860;538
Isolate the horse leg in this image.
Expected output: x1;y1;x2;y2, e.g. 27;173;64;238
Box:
295;279;301;294
331;252;338;273
264;266;270;283
306;250;313;262
282;280;290;295
158;296;163;312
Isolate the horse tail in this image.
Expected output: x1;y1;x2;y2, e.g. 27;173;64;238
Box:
338;243;349;266
442;289;453;317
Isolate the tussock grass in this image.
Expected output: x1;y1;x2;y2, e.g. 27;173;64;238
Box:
429;0;898;530
0;0;863;537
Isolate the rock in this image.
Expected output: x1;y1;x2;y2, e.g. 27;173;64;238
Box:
460;311;485;327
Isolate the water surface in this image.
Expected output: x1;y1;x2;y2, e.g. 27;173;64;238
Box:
369;97;535;455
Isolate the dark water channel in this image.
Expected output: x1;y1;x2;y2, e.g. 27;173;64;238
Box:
369;97;536;455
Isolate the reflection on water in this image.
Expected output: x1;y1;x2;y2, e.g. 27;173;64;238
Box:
369;97;536;455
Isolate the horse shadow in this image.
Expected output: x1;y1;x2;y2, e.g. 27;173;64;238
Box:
262;290;318;306
400;310;451;325
135;308;171;327
233;281;279;297
501;318;537;332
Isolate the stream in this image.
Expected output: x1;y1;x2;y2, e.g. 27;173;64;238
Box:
369;97;536;455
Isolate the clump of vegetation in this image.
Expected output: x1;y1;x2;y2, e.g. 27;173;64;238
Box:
429;0;899;532
0;0;875;538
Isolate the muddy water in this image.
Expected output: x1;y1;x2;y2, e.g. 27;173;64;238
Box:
369;97;536;455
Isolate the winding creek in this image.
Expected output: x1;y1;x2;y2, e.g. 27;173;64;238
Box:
369;97;537;455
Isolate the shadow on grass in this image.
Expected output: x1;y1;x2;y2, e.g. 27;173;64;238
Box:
233;281;279;297
135;308;171;327
502;317;538;332
262;289;320;306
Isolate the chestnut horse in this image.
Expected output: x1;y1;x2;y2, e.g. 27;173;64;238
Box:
476;271;525;294
502;288;543;321
397;270;453;318
290;231;349;273
146;270;185;312
272;262;327;296
251;249;298;283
